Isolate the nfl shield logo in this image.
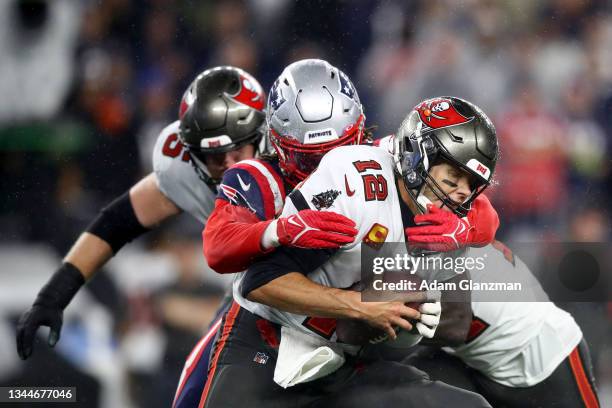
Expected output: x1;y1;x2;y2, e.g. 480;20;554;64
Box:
253;352;269;365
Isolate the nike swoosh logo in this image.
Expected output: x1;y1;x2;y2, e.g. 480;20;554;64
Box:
237;174;251;191
345;175;355;197
287;216;303;228
443;221;464;248
456;222;466;236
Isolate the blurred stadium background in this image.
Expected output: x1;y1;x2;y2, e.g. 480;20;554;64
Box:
0;0;610;407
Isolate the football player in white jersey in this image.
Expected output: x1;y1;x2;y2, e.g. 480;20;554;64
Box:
374;100;600;407
15;66;272;359
239;96;498;342
403;240;600;407
200;95;499;407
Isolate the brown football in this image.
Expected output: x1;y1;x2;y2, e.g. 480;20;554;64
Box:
336;278;423;345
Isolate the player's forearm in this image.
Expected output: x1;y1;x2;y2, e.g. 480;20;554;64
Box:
247;272;363;319
64;233;114;280
65;176;174;281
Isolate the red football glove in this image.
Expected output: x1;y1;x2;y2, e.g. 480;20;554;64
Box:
277;210;358;249
465;194;499;247
406;195;499;252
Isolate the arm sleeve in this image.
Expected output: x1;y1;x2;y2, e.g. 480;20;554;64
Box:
86;191;149;254
204;160;286;273
203;199;274;274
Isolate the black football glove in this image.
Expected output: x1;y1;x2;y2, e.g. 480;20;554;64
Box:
16;263;85;360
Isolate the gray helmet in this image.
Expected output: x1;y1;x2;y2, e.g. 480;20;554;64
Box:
178;66;265;184
393;96;499;216
267;59;365;185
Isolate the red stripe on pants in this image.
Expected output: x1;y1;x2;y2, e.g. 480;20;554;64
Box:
569;346;599;408
198;302;241;408
172;318;222;408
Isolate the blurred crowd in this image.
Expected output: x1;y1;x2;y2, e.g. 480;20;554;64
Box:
0;0;611;407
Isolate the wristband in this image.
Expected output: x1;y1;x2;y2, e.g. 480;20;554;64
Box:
260;219;280;249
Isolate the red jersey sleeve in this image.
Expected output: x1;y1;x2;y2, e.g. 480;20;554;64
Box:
204;159;286;274
204;199;274;274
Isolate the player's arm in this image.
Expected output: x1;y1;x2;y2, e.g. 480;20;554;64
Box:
420;272;472;347
204;162;280;273
249;272;360;317
66;173;180;277
204;198;273;273
16;173;181;359
248;271;423;340
204;162;357;274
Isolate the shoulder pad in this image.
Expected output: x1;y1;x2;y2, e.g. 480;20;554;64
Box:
218;159;286;221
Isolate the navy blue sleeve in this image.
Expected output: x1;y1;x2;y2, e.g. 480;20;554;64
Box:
217;166;269;221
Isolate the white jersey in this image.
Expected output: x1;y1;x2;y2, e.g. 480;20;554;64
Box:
152;120;217;223
373;134;395;155
447;244;582;387
233;145;406;341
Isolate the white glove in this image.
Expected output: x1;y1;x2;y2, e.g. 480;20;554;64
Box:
416;301;441;338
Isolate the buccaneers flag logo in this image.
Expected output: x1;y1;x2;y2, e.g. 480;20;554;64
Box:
416;98;472;129
228;74;265;111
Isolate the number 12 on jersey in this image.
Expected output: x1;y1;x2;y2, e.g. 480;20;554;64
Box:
352;160;388;201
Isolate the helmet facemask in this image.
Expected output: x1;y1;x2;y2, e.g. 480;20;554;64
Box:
418;155;490;217
186;134;260;187
395;125;490;218
270;114;365;186
187;151;217;188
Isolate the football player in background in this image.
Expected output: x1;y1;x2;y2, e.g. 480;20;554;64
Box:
16;66;350;361
200;81;499;405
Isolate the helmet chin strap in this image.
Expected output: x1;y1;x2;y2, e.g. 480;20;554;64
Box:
416;194;434;212
405;182;432;215
189;152;220;192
